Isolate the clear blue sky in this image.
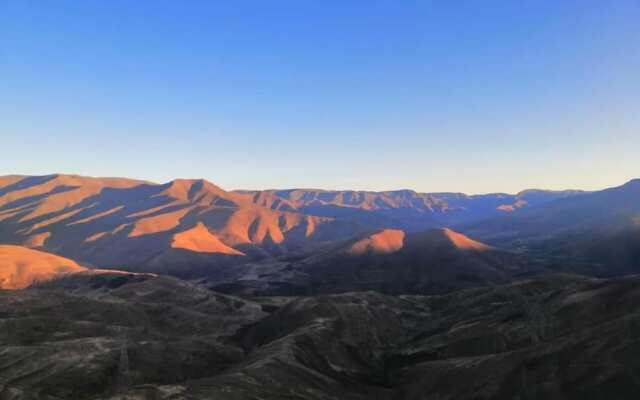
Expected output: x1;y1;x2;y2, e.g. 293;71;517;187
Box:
1;1;639;193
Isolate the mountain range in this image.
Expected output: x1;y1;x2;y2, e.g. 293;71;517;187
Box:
0;174;361;278
2;173;638;288
2;173;640;399
0;174;582;267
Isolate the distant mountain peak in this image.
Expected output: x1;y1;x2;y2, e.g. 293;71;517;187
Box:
156;178;245;207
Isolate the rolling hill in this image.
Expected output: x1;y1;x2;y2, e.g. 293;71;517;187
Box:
0;245;87;289
209;228;524;296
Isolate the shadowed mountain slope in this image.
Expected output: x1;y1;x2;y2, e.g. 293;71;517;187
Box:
0;273;267;399
463;179;640;276
209;275;640;400
4;274;640;399
466;179;640;241
209;228;523;296
297;228;520;295
236;187;584;231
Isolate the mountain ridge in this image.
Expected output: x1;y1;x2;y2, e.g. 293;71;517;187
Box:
1;173;637;283
0;174;363;276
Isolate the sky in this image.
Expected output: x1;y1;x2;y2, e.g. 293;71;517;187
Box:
1;1;639;194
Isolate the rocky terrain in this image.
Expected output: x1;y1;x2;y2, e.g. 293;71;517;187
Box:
2;273;640;399
2;174;640;399
0;273;267;399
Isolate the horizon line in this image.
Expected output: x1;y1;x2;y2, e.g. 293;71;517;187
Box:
2;171;636;197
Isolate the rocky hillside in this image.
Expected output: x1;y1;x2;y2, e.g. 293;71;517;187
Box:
0;272;267;399
3;273;640;399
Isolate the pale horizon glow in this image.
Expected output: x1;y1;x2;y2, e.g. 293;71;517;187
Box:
1;1;639;194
